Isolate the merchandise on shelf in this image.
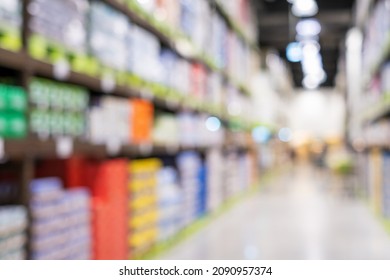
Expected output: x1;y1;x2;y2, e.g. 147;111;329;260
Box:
29;0;89;53
206;148;224;211
88;96;131;145
0;83;27;139
176;151;204;226
153;113;179;145
30;178;91;260
89;1;130;70
128;25;163;83
156;166;182;241
362;0;390;74
380;63;390;94
89;159;128;260
29;78;88;138
128;159;161;257
382;152;390;219
131;99;154;144
89;97;153;146
0;206;28;260
0;0;22;50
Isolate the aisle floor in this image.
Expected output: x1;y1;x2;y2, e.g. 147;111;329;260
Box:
161;164;390;260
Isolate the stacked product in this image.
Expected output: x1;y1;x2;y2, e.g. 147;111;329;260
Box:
363;0;390;73
382;152;390;219
30;178;91;260
206;148;224;211
159;48;191;94
380;63;390;95
178;113;198;147
89;159;128;260
215;0;256;40
223;152;241;199
191;64;207;101
153;113;179;145
0;83;27;138
30;78;88;138
367;150;383;215
88;96;131;145
129;25;163;83
131;99;154;144
363;120;390;147
156;166;182;241
238;152;255;192
0;0;22;51
176;152;203;226
211;12;228;69
28;0;88;54
0;206;28;260
89;1;130;71
128;159;161;257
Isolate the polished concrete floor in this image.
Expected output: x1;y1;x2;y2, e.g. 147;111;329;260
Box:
161;165;390;260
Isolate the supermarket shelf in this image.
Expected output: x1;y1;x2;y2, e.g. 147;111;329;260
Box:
101;0;253;97
210;0;258;51
3;137;215;160
364;32;390;86
362;93;390;123
0;48;27;72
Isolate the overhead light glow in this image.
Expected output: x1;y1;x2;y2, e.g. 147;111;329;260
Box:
252;126;271;144
278;128;293;142
205;117;221;132
292;0;318;17
296;19;321;37
303;75;320;89
286;42;302;63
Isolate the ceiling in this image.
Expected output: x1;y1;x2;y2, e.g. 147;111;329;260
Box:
252;0;356;88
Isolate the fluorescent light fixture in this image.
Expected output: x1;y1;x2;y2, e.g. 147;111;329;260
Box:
292;0;318;17
296;19;321;37
286;42;302;62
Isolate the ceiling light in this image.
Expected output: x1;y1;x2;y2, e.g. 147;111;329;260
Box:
292;0;318;17
303;75;320;89
296;19;321;37
205;117;221;132
286;42;302;62
278;128;293;142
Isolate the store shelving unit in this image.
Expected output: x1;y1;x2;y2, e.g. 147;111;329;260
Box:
0;0;265;260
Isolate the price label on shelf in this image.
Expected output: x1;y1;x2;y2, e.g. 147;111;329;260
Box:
53;59;70;81
139;143;153;155
140;90;154;101
56;137;73;159
106;139;122;156
0;138;4;159
166;144;179;154
101;73;116;93
165;99;179;110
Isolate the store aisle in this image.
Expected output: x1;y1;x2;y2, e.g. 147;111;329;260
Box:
161;165;390;260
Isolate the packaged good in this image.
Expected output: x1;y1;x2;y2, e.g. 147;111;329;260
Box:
29;78;88;137
30;178;91;260
157;166;182;241
29;0;88;52
129;159;161;257
0;206;28;260
0;0;22;50
89;1;130;70
0;83;27;139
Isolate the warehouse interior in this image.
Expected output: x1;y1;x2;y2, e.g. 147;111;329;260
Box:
0;0;390;260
